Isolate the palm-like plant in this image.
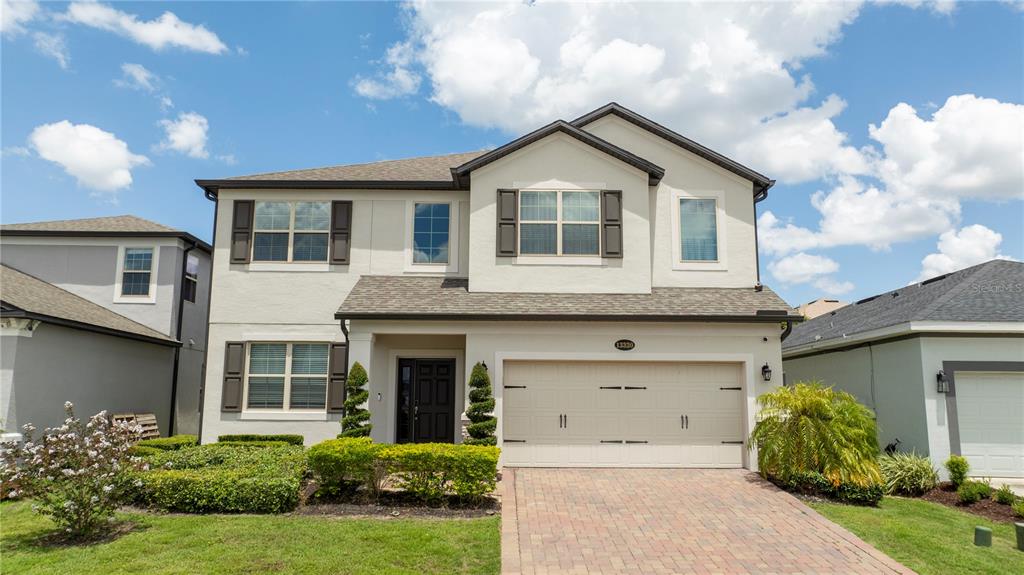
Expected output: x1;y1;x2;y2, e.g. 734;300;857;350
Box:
750;382;881;487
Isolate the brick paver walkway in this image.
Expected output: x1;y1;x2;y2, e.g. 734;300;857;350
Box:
501;468;912;575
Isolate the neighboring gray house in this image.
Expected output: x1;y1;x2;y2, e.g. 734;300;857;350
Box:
783;260;1024;480
0;216;212;436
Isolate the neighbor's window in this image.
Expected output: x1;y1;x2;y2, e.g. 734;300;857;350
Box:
246;343;329;410
412;203;450;264
182;254;199;303
253;201;330;262
519;191;600;256
679;198;718;261
121;248;153;296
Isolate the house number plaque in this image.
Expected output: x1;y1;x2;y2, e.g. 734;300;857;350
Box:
614;339;636;351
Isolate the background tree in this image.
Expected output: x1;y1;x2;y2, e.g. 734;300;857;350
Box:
464;362;496;445
340;362;372;438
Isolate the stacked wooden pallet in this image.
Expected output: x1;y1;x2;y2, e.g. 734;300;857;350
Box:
111;413;160;439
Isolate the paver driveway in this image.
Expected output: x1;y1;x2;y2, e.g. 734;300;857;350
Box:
501;468;911;575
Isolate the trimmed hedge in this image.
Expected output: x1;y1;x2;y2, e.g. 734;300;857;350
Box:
780;471;884;506
135;444;307;513
308;437;386;497
128;445;163;458
217;434;304;446
217;440;290;448
137;434;198;451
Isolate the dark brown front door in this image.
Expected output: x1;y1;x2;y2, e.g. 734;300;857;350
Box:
396;358;456;443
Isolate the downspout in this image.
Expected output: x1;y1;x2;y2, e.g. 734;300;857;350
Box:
752;181;773;291
196;186;219;442
780;320;793;341
169;239;197;436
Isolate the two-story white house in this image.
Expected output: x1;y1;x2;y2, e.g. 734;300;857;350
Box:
196;103;799;469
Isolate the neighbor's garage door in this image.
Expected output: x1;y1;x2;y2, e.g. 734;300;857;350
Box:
956;371;1024;478
501;361;745;467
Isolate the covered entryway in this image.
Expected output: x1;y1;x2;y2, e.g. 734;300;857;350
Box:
501;360;745;467
956;370;1024;478
395;358;457;443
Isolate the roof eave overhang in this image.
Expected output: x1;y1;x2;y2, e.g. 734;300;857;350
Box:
782;320;1024;359
0;307;181;348
196;178;462;200
0;229;211;253
336;312;802;322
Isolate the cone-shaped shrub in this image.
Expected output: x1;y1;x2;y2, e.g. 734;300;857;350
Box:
340;362;372;437
464;362;496;446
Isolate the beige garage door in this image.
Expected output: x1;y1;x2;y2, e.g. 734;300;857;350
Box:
501;361;745;467
957;371;1024;478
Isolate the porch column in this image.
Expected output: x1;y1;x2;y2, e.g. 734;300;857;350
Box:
346;329;377;441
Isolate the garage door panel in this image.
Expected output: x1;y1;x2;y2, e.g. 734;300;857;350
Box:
956;371;1024;478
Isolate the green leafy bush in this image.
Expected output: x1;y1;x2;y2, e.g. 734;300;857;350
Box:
782;471;883;506
217;434;304;446
135;445;307;513
879;452;938;496
749;382;881;488
128;445;163;458
1013;499;1024;518
956;479;992;504
945;455;969;487
137;434;198;451
217;440;290;448
993;485;1017;505
464;362;497;446
340;362;371;438
307;437;387;497
381;443;500;503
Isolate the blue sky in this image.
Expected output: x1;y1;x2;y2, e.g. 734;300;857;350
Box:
2;1;1022;306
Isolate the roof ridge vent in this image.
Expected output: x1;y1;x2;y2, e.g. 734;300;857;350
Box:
855;295;879;305
920;273;950;286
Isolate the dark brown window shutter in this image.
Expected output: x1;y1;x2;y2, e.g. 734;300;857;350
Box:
330;201;353;264
230;201;254;263
221;342;245;412
601;190;623;258
327;342;348;413
496;189;518;256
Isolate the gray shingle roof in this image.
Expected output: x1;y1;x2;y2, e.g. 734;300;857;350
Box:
1;215;177;233
225;151;487;182
0;265;178;345
784;259;1024;350
337;276;798;321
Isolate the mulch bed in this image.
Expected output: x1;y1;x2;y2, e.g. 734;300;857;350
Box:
294;480;501;519
921;482;1021;523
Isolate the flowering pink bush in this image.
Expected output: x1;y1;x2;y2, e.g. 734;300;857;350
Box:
0;402;146;539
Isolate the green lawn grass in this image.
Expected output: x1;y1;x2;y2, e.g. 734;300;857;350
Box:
0;501;500;575
809;496;1024;575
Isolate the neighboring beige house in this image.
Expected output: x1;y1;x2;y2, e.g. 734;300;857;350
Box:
0;216;212;436
195;103;800;469
798;298;848;319
784;260;1024;480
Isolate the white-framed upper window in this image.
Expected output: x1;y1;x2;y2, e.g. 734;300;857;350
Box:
670;190;727;271
404;200;459;273
114;245;159;304
519;190;600;256
245;342;329;411
252;201;330;262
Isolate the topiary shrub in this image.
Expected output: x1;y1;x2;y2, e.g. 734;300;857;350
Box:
945;455;969;488
993;484;1017;505
217;434;304;446
464;362;497;446
307;437;388;498
340;362;372;438
749;382;881;488
879;452;938;496
137;434;198;451
956;479;992;504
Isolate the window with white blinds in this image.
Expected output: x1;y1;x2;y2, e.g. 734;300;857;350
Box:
245;343;329;410
679;198;719;262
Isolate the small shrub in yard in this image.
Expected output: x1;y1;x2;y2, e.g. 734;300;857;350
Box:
464;362;497;446
217;434;304;446
956;479;992;504
308;437;388;498
0;402;145;540
1013;499;1024;518
945;455;969;488
879;452;938;496
136;434;198;451
992;484;1017;505
381;443;500;503
128;445;163;458
340;362;372;438
783;471;883;506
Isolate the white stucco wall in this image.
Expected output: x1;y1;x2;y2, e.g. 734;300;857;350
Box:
580;115;759;288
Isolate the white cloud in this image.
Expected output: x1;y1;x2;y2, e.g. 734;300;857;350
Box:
216;153;237;165
917;225;1016;281
885;0;957;15
32;31;69;69
768;252;840;285
29;120;149;194
159;95;174;112
115;62;158;91
1;0;39;36
158;112;209;159
813;277;855;296
353;41;422;99
2;146;31;157
63;1;227;54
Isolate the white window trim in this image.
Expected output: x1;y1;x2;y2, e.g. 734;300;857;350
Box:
113;245;159;304
252;201;331;264
404;200;459;274
670;189;728;271
517;190;602;260
242;342;330;413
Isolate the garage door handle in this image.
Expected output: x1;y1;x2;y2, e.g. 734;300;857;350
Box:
624;386;647;390
625;440;648;444
599;386;622;390
504;439;526;443
601;440;624;444
719;387;741;391
721;440;744;445
504;385;527;389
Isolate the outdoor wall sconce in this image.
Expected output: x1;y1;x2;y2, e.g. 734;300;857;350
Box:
936;370;950;393
761;363;772;382
481;361;488;371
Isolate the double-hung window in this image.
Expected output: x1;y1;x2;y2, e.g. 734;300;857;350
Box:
253;201;330;262
679;198;718;261
412;203;450;264
519;190;600;256
245;343;329;410
182;254;199;303
121;248;153;296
